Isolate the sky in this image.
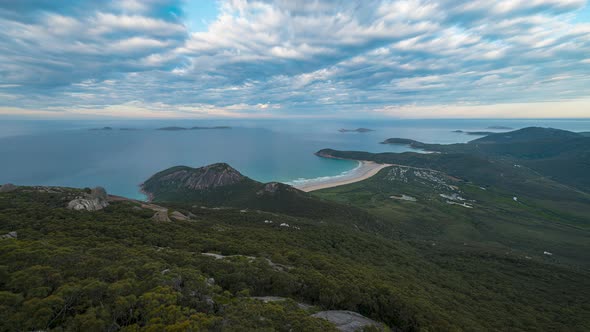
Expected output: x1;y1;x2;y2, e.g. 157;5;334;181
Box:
0;0;589;119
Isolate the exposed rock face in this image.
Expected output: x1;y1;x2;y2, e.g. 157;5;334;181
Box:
169;164;240;189
251;296;312;310
170;211;189;221
256;182;298;196
315;150;337;159
151;210;171;222
0;231;17;240
67;187;109;211
0;183;17;193
142;163;246;193
312;311;387;332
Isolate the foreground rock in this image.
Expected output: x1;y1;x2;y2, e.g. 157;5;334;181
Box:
312;311;387;332
151;210;171;222
0;231;17;240
0;183;17;193
170;211;189;221
67;187;109;211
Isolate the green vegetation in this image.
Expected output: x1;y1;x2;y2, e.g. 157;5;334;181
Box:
317;127;590;268
380;127;590;192
0;189;357;331
313;164;590;266
2;180;589;331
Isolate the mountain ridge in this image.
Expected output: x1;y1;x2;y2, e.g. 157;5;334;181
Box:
140;162;376;223
378;127;590;192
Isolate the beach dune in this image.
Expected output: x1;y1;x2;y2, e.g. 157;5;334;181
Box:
293;161;391;192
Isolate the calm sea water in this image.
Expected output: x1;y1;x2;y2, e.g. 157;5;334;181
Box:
0;119;589;199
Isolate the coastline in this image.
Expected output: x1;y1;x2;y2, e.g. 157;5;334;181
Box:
138;184;154;202
292;161;391;192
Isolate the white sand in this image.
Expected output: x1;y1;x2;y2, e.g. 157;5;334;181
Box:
293;161;391;192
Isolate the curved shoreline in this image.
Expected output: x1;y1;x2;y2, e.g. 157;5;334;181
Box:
291;161;391;192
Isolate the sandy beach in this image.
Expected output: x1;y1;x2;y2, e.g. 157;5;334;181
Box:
293;161;391;192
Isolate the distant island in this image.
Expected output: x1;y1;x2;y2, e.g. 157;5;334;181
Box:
338;128;374;133
487;126;513;130
157;126;232;131
453;130;496;136
157;126;187;131
192;126;232;130
89;126;113;131
380;138;423;145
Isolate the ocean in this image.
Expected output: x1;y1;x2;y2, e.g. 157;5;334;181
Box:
1;119;588;199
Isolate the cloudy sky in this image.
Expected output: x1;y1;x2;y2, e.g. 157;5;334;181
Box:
1;0;589;119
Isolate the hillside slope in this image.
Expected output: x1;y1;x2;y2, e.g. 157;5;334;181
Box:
2;186;589;331
380;127;590;192
141;163;375;225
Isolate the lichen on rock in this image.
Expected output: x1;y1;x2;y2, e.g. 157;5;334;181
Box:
67;187;109;211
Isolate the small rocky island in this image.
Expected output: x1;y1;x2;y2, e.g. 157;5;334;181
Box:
157;126;232;131
338;128;374;133
380;137;430;149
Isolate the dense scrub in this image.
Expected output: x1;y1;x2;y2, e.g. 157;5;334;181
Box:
1;188;589;331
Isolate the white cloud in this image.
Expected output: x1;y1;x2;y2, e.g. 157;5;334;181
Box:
0;0;589;118
373;98;590;118
91;13;186;36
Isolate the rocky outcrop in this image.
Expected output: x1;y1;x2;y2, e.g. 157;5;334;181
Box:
256;182;299;196
201;253;293;272
0;183;17;193
67;187;109;211
151;210;171;222
141;163;247;198
251;296;312;310
312;311;387;332
170;211;189;221
0;231;17;240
